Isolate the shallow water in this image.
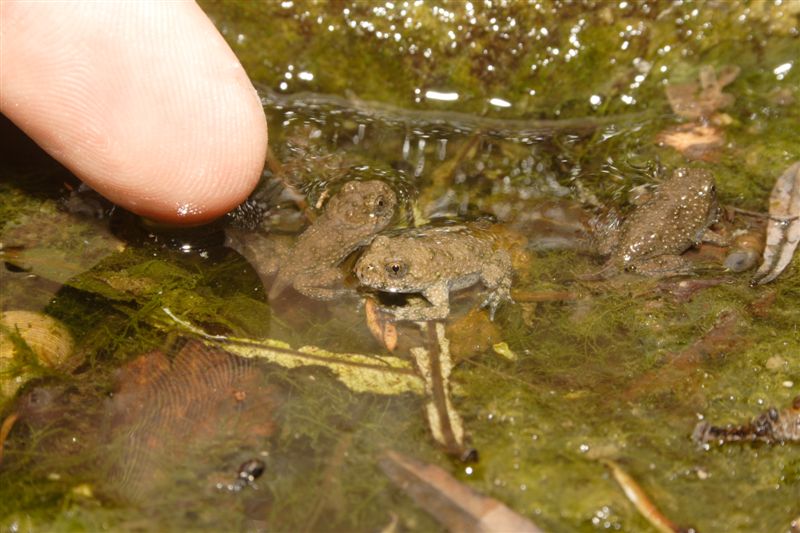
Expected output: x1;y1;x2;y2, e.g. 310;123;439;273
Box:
1;2;799;532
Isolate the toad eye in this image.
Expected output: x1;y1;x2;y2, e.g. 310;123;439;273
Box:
373;195;388;215
385;261;408;278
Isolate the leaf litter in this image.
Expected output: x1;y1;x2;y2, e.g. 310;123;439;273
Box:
753;161;800;284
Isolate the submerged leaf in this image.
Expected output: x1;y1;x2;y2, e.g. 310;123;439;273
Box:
379;449;543;533
105;341;281;502
655;123;724;161
753;161;800;284
365;297;398;352
665;65;739;119
0;209;125;284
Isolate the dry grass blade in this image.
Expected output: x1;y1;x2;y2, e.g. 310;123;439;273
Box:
380;449;543;533
162;308;423;396
753;161;800;284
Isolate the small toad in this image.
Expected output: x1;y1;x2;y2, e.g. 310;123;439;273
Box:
355;224;513;322
268;180;397;300
593;167;726;277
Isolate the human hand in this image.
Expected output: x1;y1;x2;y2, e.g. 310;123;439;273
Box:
0;1;267;224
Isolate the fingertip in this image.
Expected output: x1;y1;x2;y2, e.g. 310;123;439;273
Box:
1;2;267;224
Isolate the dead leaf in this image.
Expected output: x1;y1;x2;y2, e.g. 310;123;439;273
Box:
753;161;800;284
747;289;777;318
13;341;282;505
365;297;398;352
379;449;543;533
656;122;724;161
665;65;739;119
105;341;281;502
624;310;745;400
447;308;501;360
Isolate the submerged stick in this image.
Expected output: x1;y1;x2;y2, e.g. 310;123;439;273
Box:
380;449;543;533
259;86;649;140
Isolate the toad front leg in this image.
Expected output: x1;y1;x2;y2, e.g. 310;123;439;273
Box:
479;252;513;320
292;267;351;301
387;282;451;322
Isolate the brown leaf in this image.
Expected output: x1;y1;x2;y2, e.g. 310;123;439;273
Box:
753;161;800;284
379;449;543;533
446;308;501;360
624;310;745;400
106;341;281;502
665;65;739;119
656;122;724;161
365;297;398;352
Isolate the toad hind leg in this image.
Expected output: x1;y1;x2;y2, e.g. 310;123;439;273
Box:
285;267;349;301
479;252;513;320
627;255;691;277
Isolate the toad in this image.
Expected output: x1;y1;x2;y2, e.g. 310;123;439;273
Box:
268;180;397;301
593;167;727;277
354;224;513;322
